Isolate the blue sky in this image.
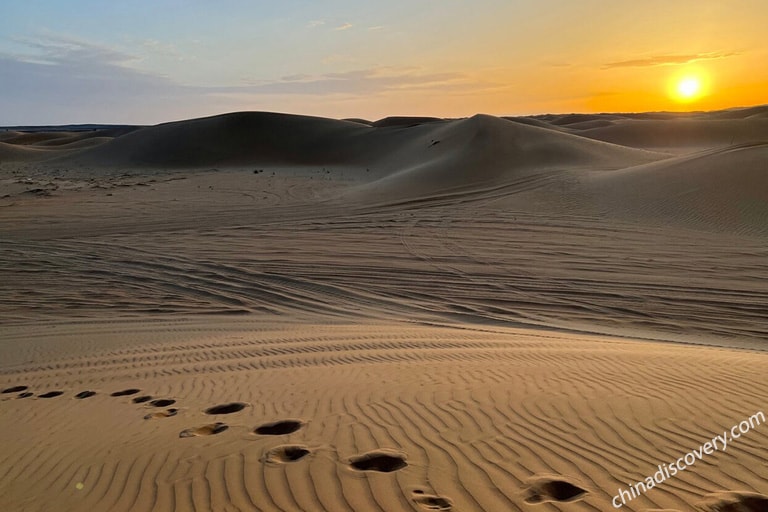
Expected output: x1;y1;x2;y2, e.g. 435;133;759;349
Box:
1;1;766;124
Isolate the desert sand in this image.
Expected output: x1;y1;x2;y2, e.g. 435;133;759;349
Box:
1;107;767;511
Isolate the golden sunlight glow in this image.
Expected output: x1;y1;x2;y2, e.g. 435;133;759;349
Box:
677;78;701;98
668;71;708;104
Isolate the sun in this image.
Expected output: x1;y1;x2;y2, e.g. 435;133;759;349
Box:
677;78;701;99
669;72;708;103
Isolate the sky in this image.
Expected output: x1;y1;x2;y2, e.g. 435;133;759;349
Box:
1;0;766;125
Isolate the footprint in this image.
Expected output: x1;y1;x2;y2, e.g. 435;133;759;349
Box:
179;422;228;438
205;402;246;415
75;391;96;399
264;445;311;463
150;399;176;407
254;420;302;435
2;385;28;394
349;450;407;473
111;388;141;397
145;408;178;420
39;391;64;398
412;489;453;510
132;395;153;403
696;490;768;512
524;474;588;504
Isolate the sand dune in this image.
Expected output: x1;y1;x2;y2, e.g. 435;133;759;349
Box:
540;112;626;126
0;129;130;164
0;131;78;146
502;116;572;131
67;136;117;150
576;117;768;153
0;129;124;148
342;117;374;126
31;133;114;148
581;142;768;235
54;112;374;168
355;114;661;198
1;107;767;511
526;106;768;153
51;110;661;189
0;130;24;141
371;116;446;127
17;111;661;201
0;141;74;162
705;104;768;120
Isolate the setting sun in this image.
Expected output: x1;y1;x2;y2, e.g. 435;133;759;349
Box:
677;78;701;99
668;71;709;104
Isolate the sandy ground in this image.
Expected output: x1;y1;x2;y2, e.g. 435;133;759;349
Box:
1;108;767;511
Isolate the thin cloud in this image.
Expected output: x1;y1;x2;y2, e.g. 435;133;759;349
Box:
138;39;183;60
307;20;325;28
281;73;312;82
211;68;483;96
333;23;353;31
604;51;738;68
9;33;138;66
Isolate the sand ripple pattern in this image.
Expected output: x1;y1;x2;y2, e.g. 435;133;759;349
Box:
1;323;767;511
2;205;767;346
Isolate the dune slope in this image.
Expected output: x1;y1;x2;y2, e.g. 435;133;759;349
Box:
582;142;768;234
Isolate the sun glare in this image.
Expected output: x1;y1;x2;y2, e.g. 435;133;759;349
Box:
669;72;708;104
677;78;700;98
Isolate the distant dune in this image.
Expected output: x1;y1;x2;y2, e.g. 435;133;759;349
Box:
42;111;660;187
341;117;374;125
576;117;768;152
0;141;73;162
371;115;446;127
357;113;659;195
49;112;373;168
2;107;766;233
3;106;766;167
582;142;768;235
